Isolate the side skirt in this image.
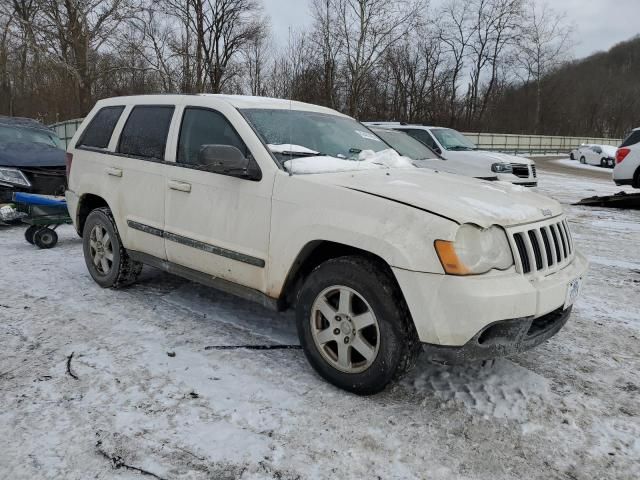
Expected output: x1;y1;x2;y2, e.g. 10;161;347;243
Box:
128;250;279;311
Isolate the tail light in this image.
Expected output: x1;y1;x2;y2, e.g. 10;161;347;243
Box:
65;152;73;179
616;148;630;164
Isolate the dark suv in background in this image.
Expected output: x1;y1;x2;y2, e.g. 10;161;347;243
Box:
0;116;66;202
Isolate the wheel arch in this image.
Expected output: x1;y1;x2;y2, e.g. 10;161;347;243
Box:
278;240;409;314
76;193;110;237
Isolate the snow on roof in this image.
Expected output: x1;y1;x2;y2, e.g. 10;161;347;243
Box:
0;115;52;132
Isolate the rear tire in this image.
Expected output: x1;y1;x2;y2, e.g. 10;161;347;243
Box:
82;207;142;288
600;158;607;168
569;153;575;160
580;156;586;164
296;256;420;395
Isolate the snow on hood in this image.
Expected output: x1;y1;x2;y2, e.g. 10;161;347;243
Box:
300;168;562;227
0;141;65;167
284;149;414;174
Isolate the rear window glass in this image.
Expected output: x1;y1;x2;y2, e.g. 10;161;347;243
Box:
118;106;175;160
78;106;124;149
620;130;640;148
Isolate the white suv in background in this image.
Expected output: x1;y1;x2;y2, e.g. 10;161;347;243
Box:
366;122;537;186
66;95;587;394
614;128;640;187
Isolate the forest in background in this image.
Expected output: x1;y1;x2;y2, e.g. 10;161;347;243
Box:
0;0;637;137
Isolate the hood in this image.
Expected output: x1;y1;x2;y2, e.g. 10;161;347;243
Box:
413;158;496;179
0;142;65;168
301;168;562;228
444;149;533;166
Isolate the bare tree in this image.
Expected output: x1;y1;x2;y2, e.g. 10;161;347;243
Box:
516;1;572;132
36;0;139;114
310;0;342;109
164;0;267;93
242;17;269;95
333;0;423;117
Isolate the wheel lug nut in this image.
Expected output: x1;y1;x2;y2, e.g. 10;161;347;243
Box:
333;328;340;335
335;316;341;321
344;337;349;344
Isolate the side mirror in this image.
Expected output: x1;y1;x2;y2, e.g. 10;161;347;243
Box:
198;144;257;179
434;146;442;155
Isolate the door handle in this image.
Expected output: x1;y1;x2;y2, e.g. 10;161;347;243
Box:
168;180;192;193
105;167;123;177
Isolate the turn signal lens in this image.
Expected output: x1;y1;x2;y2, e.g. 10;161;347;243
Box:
65;152;73;179
616;148;630;164
434;240;470;275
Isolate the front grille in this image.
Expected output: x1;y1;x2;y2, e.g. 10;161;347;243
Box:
20;167;67;195
531;164;537;178
511;163;530;178
509;217;575;275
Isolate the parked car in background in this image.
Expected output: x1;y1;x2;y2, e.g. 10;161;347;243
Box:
569;144;592;160
366;122;537;186
368;127;499;180
614;128;640;187
578;144;617;168
0;116;66;203
66;94;587;394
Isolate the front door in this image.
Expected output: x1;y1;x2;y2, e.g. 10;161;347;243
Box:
164;106;272;292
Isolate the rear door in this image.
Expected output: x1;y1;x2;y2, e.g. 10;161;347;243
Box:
110;104;175;259
163;105;272;291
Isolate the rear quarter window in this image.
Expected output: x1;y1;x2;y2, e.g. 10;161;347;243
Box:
620;130;640;148
118;106;175;160
78;106;124;149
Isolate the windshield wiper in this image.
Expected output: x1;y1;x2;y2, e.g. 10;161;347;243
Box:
278;150;326;158
448;146;475;151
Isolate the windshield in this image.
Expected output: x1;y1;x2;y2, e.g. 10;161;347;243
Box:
241;108;388;164
430;128;477;151
372;128;439;161
0;125;62;148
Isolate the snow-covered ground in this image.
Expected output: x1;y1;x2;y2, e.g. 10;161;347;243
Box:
1;168;639;480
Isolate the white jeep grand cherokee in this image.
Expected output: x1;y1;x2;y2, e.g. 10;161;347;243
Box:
66;95;588;394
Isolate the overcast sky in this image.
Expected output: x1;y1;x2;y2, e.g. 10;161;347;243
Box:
263;0;640;60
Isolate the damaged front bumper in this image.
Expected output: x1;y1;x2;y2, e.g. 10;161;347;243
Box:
422;306;571;363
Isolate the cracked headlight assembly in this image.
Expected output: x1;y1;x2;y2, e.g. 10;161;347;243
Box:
435;224;514;275
0;167;31;187
491;162;512;173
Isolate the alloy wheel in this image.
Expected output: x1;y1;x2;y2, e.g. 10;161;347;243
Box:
89;224;114;275
310;285;380;374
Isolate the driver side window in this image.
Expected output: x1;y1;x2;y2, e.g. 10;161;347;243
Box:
177;108;248;166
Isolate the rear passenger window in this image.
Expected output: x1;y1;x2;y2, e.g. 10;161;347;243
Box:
621;130;640;148
401;129;439;151
78;106;124;149
118;106;174;160
177;108;248;166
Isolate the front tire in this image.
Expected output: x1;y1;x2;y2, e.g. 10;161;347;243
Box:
296;256;420;395
82;207;142;288
580;156;586;164
569;152;575;160
600;158;608;168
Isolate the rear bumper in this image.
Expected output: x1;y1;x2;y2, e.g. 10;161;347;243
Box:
423;306;571;363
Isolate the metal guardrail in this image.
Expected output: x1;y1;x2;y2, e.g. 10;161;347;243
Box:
48;117;622;154
50;118;84;149
462;132;622;155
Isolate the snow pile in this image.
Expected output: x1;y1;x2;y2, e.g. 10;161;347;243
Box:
404;358;550;420
284;148;414;174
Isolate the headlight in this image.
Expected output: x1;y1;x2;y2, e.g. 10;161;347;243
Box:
491;163;512;173
435;224;514;275
0;167;31;187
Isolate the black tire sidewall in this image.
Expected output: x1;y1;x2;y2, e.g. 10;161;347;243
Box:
296;257;409;395
82;209;123;287
34;228;58;249
25;225;39;244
